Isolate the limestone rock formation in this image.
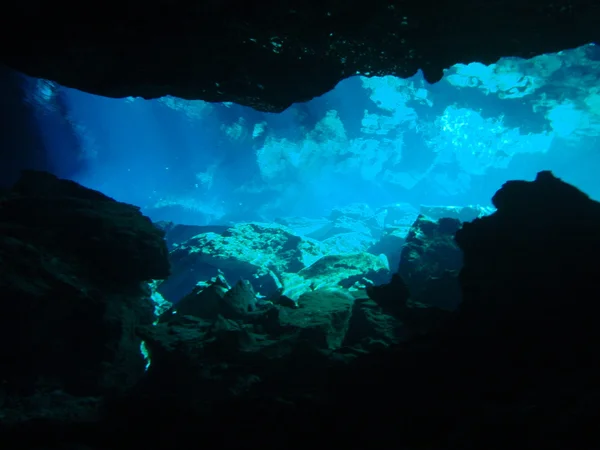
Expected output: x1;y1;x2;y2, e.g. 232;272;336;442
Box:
0;171;169;425
159;222;324;302
1;1;597;111
398;214;463;310
4;170;600;450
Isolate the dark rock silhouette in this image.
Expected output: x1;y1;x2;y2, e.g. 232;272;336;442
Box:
0;171;169;426
1;170;599;449
1;1;597;111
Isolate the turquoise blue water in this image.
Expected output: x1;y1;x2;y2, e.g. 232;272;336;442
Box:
18;43;600;227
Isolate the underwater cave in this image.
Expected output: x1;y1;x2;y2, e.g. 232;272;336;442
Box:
1;1;600;449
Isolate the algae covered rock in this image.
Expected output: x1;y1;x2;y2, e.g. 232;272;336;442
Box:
162;275;261;322
281;252;391;301
160;274;231;321
138;278;359;413
203;222;324;274
160;222;324;302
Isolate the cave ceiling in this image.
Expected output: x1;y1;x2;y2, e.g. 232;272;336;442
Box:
1;0;598;112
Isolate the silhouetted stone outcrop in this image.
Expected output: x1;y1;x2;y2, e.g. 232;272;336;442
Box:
1;1;597;111
0;171;169;427
3;170;600;450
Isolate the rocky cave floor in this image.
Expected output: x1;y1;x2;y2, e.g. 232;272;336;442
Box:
1;170;599;450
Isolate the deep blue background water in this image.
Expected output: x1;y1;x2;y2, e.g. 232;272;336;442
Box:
2;43;599;225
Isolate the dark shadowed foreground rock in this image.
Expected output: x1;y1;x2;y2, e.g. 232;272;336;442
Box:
337;171;600;449
131;170;600;450
1;1;598;111
3;170;600;450
0;171;169;425
365;214;463;338
453;170;600;349
398;215;463;310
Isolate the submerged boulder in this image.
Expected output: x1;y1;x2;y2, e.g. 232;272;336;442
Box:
454;170;600;349
279;289;355;350
136;281;359;415
154;221;230;251
362;214;463;337
3;170;170;283
398;215;463;310
0;171;169;426
159;211;401;307
161;274;263;322
281;252;391;301
159;222;324;302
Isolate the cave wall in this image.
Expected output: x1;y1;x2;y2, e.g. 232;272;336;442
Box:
1;0;598;112
0;66;48;188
